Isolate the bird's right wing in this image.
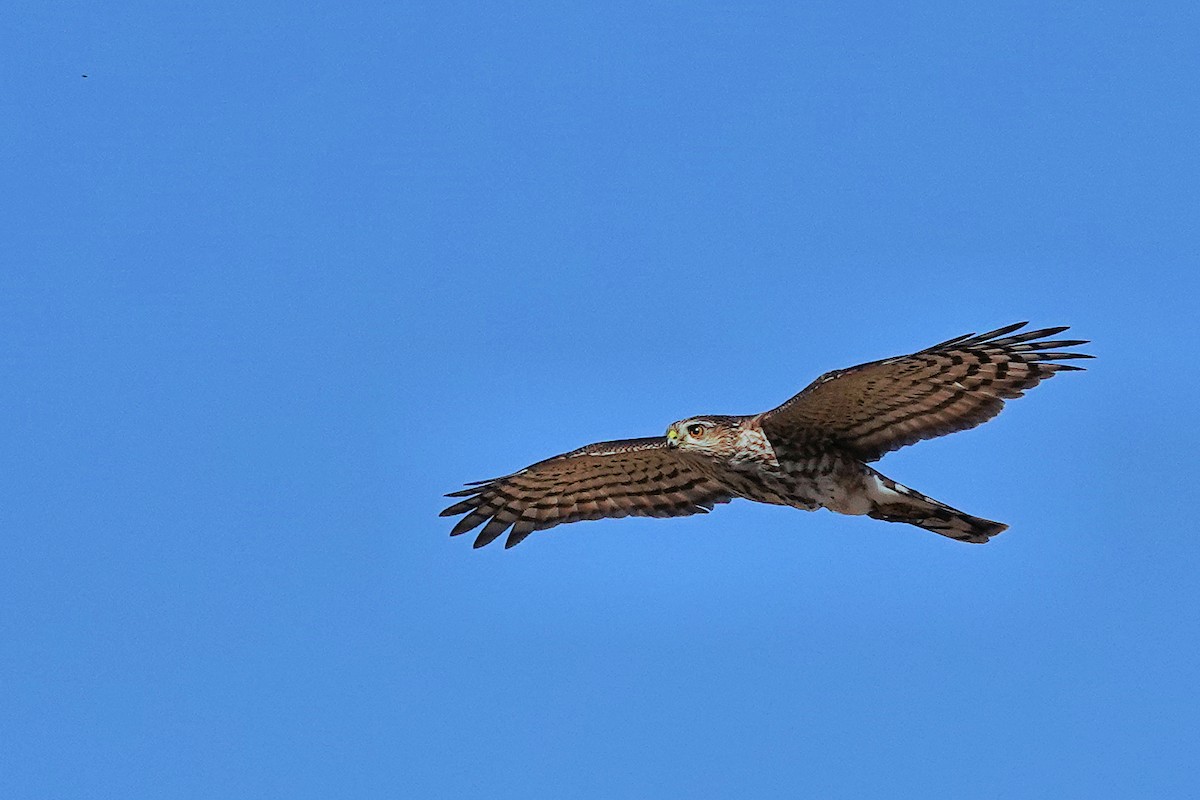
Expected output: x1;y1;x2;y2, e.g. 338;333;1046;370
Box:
441;437;733;549
760;322;1092;462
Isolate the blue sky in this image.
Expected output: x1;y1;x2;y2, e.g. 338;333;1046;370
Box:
3;2;1199;797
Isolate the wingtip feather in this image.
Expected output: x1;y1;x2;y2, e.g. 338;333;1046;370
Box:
450;512;487;537
982;321;1030;338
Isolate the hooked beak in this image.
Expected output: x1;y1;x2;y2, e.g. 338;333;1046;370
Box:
666;427;679;447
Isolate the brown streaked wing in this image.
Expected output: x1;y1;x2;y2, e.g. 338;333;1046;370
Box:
760;322;1092;462
440;437;734;549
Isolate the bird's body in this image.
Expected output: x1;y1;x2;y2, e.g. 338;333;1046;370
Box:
442;323;1091;548
665;416;1006;542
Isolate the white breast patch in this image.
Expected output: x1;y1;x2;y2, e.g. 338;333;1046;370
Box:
732;424;780;468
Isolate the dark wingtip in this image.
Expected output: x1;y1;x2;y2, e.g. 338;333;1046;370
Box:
978;321;1029;340
445;484;489;498
1036;352;1094;360
449;512;486;537
462;475;506;486
473;526;511;548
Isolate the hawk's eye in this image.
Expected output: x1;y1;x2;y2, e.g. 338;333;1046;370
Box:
687;424;705;437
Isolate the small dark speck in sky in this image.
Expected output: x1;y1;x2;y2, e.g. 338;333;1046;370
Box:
82;74;88;78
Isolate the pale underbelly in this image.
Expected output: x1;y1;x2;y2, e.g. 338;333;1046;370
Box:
719;460;872;515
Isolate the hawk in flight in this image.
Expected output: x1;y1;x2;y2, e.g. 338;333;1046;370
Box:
442;322;1091;549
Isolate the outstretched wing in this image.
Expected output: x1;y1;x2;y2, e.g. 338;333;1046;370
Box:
760;322;1092;462
440;437;734;549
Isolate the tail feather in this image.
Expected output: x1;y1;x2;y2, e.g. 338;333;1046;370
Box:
865;468;1008;544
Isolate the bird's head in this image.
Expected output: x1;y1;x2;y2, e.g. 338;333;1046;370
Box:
665;417;738;457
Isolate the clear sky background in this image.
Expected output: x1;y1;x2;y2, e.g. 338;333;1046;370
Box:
4;2;1198;798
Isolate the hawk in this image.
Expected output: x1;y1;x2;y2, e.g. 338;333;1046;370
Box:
442;322;1091;549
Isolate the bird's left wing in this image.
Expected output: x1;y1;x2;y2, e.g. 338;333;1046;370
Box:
759;322;1092;462
441;437;734;549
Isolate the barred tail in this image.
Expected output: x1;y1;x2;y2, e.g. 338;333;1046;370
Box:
864;468;1008;544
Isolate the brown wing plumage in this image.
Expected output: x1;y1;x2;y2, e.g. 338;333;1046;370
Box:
440;437;734;549
760;322;1093;462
